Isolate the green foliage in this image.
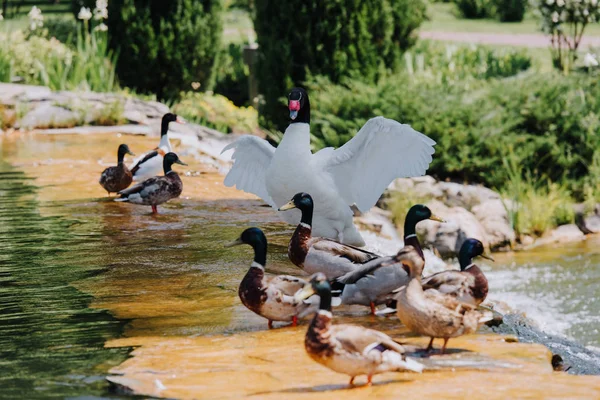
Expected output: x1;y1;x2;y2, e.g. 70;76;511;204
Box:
305;67;600;202
254;0;427;130
173;91;258;134
402;41;531;86
44;16;78;46
0;47;12;82
214;42;249;106
106;0;223;100
494;0;527;22
454;0;496;18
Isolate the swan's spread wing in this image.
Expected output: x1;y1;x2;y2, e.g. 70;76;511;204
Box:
323;117;435;212
221;135;276;206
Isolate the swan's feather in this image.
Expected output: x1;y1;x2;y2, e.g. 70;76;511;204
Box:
221;135;276;207
322;117;436;212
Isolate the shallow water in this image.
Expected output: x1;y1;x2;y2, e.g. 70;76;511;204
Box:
0;132;599;398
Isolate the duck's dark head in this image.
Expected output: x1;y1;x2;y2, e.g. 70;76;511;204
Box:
163;152;187;174
117;144;134;163
278;192;313;225
404;204;445;237
458;238;493;270
294;272;331;310
161;113;186;135
288;87;310;124
226;227;268;266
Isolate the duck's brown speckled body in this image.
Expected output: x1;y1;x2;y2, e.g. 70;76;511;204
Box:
296;273;423;386
99;144;134;195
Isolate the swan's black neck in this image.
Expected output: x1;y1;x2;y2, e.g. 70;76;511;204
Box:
161;118;171;136
291;97;310;124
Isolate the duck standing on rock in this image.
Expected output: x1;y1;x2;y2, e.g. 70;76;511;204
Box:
278;192;379;280
227;227;319;329
422;238;492;306
222;87;436;246
115;152;186;214
99;144;135;195
130;113;186;181
295;273;424;387
335;205;445;315
389;246;493;354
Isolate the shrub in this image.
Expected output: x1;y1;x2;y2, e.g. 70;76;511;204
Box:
254;0;427;130
536;0;600;72
454;0;496;18
494;0;527;22
173;91;258;134
213;42;249;106
44;16;78;46
107;0;223;100
0;47;11;82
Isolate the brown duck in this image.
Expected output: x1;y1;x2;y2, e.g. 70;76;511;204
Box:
115;152;186;214
99;144;134;195
295;273;423;386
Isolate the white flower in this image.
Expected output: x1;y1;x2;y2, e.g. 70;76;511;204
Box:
28;6;44;30
94;23;108;32
583;52;599;67
593;0;598;6
78;7;92;21
94;0;108;20
557;0;565;6
552;10;560;22
546;0;554;4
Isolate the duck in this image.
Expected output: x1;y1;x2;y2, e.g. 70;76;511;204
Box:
226;227;318;329
221;87;436;246
278;192;379;280
99;143;134;195
294;272;424;386
421;238;492;306
115;152;186;214
390;246;493;354
335;205;444;315
130;113;186;181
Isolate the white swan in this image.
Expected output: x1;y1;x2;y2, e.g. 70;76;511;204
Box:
221;87;435;246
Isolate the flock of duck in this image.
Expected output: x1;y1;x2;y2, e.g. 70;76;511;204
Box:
98;88;496;387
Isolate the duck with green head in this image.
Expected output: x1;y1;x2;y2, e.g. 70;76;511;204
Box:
115;152;186;214
278;192;380;280
422;238;493;306
295;272;423;386
335;204;444;314
227;227;317;329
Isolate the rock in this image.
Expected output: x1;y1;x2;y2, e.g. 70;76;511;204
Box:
417;200;489;258
354;207;398;241
472;199;515;251
530;224;584;248
575;213;600;235
436;181;501;209
19;104;81;130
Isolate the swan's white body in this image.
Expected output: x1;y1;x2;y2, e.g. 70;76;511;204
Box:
222;117;436;246
130;135;172;181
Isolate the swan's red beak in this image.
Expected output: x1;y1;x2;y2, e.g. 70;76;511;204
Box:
289;100;300;120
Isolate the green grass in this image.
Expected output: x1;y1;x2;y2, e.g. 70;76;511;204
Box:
422;3;600;36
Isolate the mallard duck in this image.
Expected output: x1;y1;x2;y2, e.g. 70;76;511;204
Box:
389;246;492;354
222;87;436;246
115;152;186;214
130;113;185;181
295;273;423;386
335;205;444;314
227;227;317;329
422;238;492;306
99;144;134;195
278;192;379;280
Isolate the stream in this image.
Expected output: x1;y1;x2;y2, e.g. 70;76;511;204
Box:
1;133;599;398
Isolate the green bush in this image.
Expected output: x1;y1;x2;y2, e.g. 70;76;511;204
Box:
106;0;223;100
254;0;427;130
454;0;495;18
44;16;79;46
305;70;600;200
494;0;527;22
213;42;249;106
0;48;11;83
